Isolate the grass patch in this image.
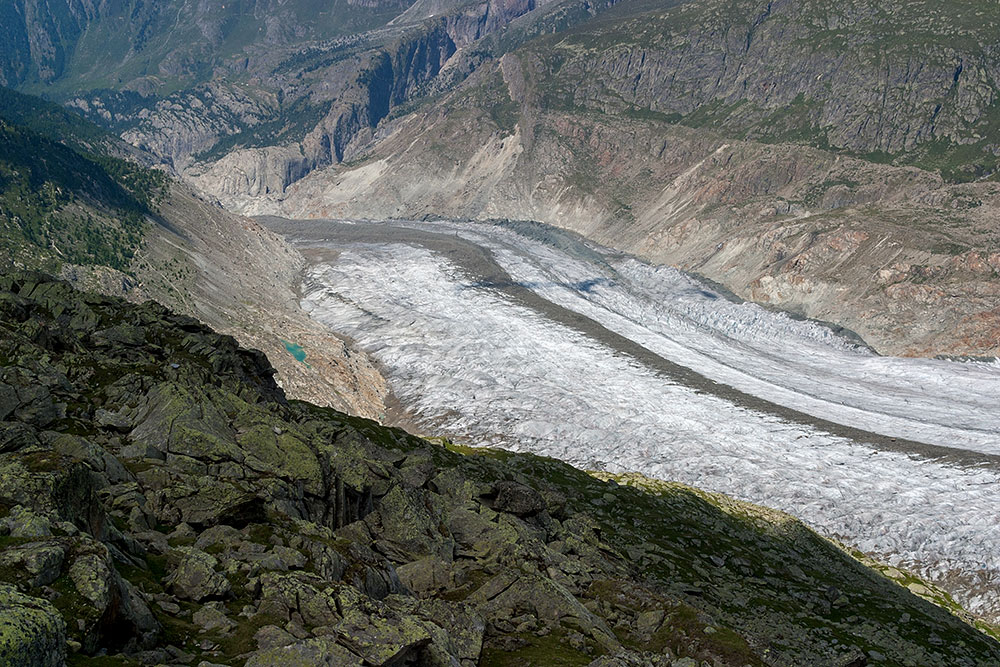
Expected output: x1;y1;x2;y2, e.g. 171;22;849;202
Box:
480;631;594;667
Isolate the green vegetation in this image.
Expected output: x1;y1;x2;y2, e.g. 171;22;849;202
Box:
0;87;108;150
0;88;168;273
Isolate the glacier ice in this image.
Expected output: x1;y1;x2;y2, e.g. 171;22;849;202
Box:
292;219;1000;619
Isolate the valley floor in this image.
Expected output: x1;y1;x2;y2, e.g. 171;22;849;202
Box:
264;216;1000;624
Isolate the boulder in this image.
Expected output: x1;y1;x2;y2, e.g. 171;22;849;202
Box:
0;584;66;667
244;637;364;666
166;548;232;601
68;548;160;652
323;585;433;666
253;624;296;650
5;506;52;538
0;541;65;587
396;556;453;595
492;481;546;517
192;604;237;634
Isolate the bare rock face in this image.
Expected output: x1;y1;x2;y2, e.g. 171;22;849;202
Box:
562;0;1000;156
118;83;280;172
166;548;233;602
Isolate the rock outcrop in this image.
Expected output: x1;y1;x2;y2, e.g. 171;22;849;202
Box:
1;271;998;665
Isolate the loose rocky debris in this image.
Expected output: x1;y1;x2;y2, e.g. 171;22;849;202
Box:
0;272;997;666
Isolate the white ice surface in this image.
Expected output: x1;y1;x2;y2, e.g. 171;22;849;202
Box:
297;224;1000;617
421;220;1000;454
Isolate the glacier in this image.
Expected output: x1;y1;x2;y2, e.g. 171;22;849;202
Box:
279;217;1000;619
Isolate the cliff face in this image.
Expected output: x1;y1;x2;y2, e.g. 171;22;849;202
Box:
0;0;417;90
0;0;100;87
0;272;997;666
546;0;1000;169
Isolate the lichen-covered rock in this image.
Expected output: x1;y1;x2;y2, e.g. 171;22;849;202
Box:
473;572;619;651
66;545;159;653
0;584;66;667
244;636;364;666
4;506;52;538
404;597;485;666
396;556;453;595
193;524;242;551
253;624;296;650
192;603;236;634
166;548;232;601
0;542;65;587
360;485;455;563
0;422;39;453
45;433;130;485
69;553;113;610
323;585;433;666
0;458;107;541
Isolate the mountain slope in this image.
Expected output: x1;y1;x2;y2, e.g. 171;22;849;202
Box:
0;271;997;666
229;0;1000;358
0;87;166;274
0;0;414;93
13;0;623;202
539;0;1000;178
0;85;388;419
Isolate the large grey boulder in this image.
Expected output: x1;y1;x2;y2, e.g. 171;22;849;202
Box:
166;547;232;601
492;481;546;517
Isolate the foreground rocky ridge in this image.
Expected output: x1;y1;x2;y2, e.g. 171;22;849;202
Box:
1;272;998;665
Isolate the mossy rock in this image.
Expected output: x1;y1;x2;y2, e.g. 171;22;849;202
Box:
0;583;66;667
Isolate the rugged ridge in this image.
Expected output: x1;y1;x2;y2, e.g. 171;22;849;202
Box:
1;271;998;666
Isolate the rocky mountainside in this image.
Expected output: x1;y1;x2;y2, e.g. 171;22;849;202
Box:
545;0;1000;177
1;271;999;666
8;1;1000;357
0;0;412;93
220;0;1000;358
0;85;388;419
7;0;621;197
